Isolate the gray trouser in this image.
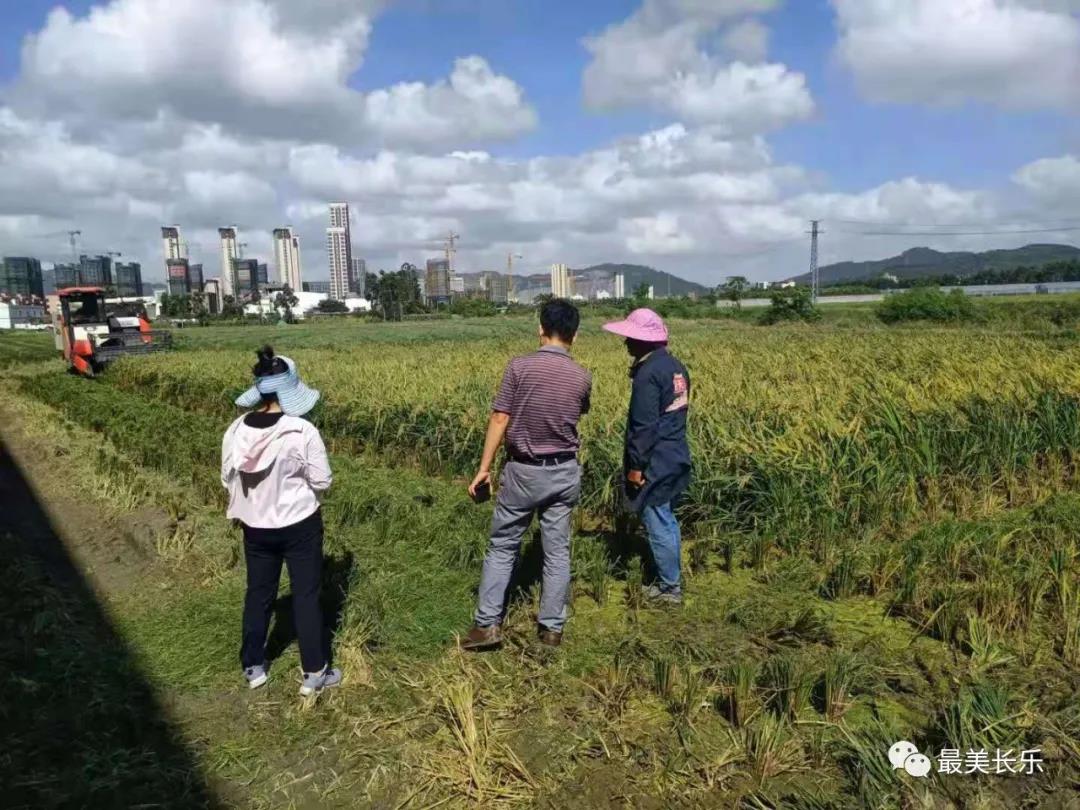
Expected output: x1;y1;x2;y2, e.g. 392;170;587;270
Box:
474;459;581;632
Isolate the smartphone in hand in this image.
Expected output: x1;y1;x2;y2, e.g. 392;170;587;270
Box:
472;480;491;504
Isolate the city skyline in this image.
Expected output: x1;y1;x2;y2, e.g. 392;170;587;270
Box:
0;2;1077;285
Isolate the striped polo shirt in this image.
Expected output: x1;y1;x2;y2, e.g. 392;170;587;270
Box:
492;345;592;460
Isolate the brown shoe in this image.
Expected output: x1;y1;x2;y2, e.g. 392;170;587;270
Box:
538;627;562;647
460;624;502;651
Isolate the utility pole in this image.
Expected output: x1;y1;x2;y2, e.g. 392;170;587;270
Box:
808;220;823;304
507;252;522;303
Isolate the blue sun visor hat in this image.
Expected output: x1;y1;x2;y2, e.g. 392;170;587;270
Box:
235;355;320;416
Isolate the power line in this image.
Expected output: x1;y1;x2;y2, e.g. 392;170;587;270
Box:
835;225;1080;237
829;217;1080;229
722;236;807;258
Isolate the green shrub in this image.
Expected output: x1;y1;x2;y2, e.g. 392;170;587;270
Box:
758;288;822;325
875;288;978;324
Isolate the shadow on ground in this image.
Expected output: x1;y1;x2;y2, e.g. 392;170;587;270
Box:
0;440;219;810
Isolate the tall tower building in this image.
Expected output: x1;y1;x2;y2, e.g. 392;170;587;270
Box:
425;258;451;305
550;263;571;298
614;272;626;300
161;226;183;262
350;257;366;297
327;203;353;301
273;227;303;291
327;227;350;300
219;227;239;298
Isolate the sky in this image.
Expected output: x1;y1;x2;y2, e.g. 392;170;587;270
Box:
0;0;1079;286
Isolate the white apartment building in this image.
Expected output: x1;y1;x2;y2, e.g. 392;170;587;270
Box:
219;227;240;298
327;227;350;300
614;272;626;299
161;226;183;261
550;263;572;298
273;227;303;291
327;203;353;301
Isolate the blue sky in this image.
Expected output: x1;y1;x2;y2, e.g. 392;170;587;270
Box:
0;0;1078;284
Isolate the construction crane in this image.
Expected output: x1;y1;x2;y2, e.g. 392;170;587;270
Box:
444;232;461;274
67;230;82;263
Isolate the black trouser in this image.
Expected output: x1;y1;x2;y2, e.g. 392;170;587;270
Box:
240;510;325;673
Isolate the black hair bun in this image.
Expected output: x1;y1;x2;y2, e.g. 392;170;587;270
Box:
253;345;277;377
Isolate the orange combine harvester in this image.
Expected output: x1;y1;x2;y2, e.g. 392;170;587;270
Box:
53;287;173;376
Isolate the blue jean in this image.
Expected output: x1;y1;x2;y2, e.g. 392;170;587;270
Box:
641;502;682;593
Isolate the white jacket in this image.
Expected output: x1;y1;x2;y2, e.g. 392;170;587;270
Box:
221;414;332;529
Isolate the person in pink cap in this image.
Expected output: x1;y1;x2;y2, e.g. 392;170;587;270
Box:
603;308;691;605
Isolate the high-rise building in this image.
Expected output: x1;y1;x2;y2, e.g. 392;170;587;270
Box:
614;272;626;300
113;262;143;297
188;263;204;292
450;276;466;295
329;202;350;230
256;263;268;288
203;278;221;315
78;255;114;289
425;258;451;305
161;226;183;262
167;259;191;296
54;263;78;289
1;257;44;299
327;203;353;300
273;227;303;291
349;257;366;296
481;271;509;304
232;259;259;298
219;227;240;298
550;263;572;298
327;227;349;300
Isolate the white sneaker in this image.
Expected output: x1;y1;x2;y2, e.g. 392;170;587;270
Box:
244;664;268;690
299;666;342;696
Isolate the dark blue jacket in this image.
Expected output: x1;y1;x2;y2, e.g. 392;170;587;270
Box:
623;348;691;512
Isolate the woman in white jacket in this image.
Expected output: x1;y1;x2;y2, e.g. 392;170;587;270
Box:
221;346;340;696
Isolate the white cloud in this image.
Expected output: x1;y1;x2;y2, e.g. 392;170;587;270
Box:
1013;155;1080;207
788;178;996;225
833;0;1080;109
0;0;1071;288
582;0;813;134
721;18;770;62
14;0;536;148
621;213;697;255
361;57;537;147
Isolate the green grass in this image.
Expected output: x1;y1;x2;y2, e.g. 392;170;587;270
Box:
0;330;54;367
7;313;1080;807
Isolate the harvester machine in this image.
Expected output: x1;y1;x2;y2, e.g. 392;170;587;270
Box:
54;287;173;377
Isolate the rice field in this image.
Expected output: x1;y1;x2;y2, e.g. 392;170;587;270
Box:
4;313;1080;809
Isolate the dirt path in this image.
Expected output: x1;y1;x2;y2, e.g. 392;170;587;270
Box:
0;404;170;596
0;419;220;809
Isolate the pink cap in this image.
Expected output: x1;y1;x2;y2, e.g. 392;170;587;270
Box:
602;308;669;342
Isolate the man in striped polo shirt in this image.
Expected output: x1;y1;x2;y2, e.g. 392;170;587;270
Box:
462;299;592;650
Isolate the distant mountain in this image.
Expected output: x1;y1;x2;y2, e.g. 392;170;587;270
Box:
784;244;1080;286
511;263;708;297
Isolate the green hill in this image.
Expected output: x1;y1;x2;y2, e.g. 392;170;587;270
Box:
784;244;1080;286
515;263;708;297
